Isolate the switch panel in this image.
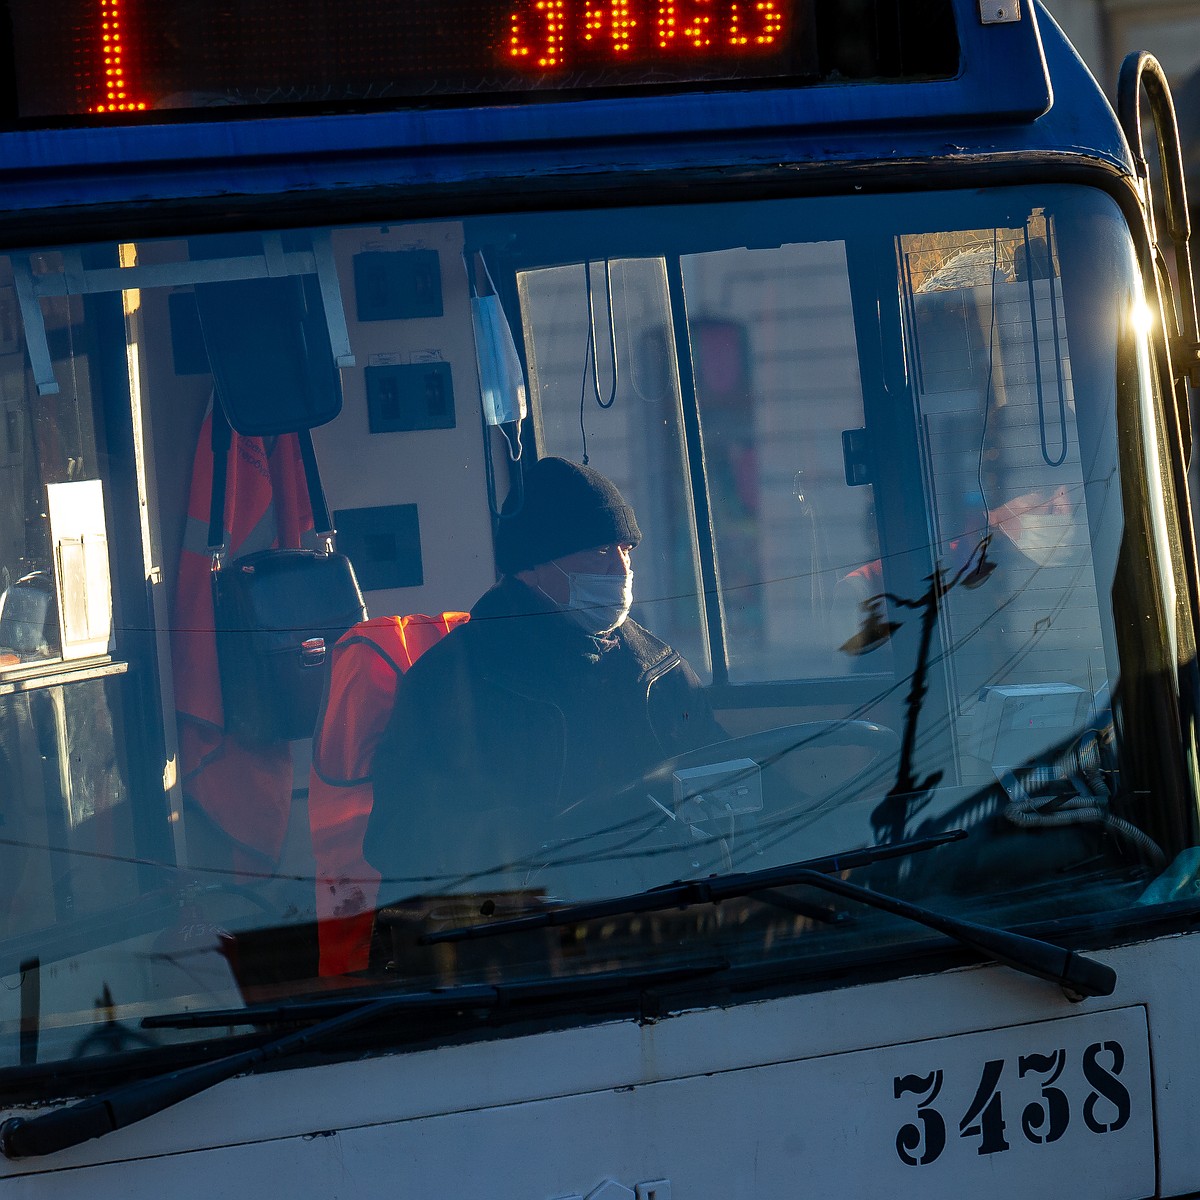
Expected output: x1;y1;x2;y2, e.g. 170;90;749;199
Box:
353;250;443;321
334;503;423;592
365;362;455;433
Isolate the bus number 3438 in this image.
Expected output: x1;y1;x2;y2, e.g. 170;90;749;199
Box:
893;1041;1131;1166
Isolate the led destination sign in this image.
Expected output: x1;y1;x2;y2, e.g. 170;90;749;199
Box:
4;0;957;121
506;0;787;71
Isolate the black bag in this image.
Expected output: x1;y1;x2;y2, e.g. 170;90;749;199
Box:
208;405;367;744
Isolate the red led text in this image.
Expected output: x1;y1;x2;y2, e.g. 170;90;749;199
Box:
92;0;146;113
506;0;786;70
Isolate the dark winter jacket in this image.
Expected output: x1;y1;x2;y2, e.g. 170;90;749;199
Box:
363;577;723;896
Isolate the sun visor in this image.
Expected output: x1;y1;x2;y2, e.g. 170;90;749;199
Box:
191;233;347;436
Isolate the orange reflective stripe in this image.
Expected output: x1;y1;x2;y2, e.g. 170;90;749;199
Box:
171;405;314;862
309;611;469;975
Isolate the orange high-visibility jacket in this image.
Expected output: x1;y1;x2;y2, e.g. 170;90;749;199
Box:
309;612;469;975
171;404;314;869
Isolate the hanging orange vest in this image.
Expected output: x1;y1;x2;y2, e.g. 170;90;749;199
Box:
171;405;314;871
309;612;470;975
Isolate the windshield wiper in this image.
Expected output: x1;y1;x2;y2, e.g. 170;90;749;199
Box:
0;960;725;1160
139;959;729;1030
424;830;1117;1001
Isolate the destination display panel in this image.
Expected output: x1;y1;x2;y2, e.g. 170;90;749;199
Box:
2;0;959;121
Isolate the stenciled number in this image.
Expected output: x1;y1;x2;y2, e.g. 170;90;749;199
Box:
894;1070;947;1166
1082;1041;1131;1133
893;1040;1131;1166
1018;1049;1069;1144
959;1059;1009;1155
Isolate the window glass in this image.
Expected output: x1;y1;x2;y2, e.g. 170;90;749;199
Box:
0;186;1192;1076
521;256;710;679
680;240;877;681
0;260;105;669
900;218;1110;787
0;678;138;942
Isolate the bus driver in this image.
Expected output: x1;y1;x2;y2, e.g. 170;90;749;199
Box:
362;456;724;894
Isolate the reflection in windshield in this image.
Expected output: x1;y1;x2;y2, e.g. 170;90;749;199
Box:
0;185;1189;1073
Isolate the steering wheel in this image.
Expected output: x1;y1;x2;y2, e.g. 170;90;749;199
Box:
544;719;900;891
664;720;901;870
642;719;899;810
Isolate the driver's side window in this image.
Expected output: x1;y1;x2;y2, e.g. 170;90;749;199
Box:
680;240;876;683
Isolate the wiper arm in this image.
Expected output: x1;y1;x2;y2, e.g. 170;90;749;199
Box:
0;995;400;1161
0;960;725;1160
775;869;1115;999
425;830;1117;1001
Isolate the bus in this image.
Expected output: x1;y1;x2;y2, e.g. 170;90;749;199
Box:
0;0;1197;1195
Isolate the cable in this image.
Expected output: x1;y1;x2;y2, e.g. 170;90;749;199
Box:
585;259;618;409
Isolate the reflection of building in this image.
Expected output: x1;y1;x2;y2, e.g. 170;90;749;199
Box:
1047;2;1200;209
1179;65;1200;220
1049;0;1200;450
1048;1;1200;93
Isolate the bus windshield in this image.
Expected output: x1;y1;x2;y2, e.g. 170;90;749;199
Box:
0;183;1192;1070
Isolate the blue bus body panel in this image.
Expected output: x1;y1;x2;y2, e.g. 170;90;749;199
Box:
0;1;1131;221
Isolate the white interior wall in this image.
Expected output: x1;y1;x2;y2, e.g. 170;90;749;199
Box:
315;222;503;621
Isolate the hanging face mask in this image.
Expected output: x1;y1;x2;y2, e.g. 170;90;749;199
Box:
469;254;527;463
555;565;634;635
1008;512;1079;568
471;292;528;428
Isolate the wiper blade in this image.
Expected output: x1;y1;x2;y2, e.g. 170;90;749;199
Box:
425;831;964;939
0;960;726;1160
140;959;729;1030
425;830;1117;1001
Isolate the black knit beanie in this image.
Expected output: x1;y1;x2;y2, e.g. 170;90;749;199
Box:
495;457;641;575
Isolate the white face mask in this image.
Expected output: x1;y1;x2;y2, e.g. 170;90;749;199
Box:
554;564;634;635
